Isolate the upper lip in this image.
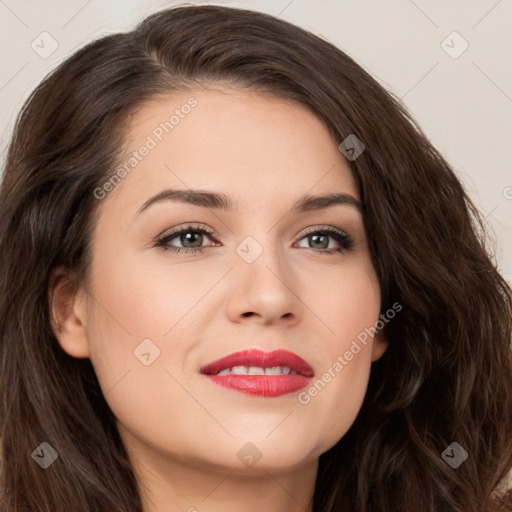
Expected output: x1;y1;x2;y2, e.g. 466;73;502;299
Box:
200;348;314;377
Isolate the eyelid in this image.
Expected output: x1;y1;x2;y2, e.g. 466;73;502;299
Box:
157;223;349;241
299;224;349;238
157;223;217;239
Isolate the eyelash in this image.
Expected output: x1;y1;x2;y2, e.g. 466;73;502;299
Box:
155;224;354;255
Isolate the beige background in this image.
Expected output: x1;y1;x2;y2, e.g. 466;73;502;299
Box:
1;0;511;281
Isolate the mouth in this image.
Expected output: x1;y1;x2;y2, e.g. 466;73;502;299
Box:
199;348;314;397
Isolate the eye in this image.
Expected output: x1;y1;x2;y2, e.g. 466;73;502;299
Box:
155;224;354;255
294;226;354;255
155;224;217;254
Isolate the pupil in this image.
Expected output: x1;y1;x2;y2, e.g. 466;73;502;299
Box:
182;232;202;248
311;234;328;249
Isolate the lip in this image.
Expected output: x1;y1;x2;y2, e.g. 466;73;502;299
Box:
200;348;314;397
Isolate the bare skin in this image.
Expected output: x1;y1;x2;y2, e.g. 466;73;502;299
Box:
49;87;388;512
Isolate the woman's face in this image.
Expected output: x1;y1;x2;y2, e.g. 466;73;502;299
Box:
57;88;387;475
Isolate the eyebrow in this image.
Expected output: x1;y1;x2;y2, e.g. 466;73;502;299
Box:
135;188;363;217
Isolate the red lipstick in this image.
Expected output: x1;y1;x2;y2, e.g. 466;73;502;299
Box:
200;348;314;397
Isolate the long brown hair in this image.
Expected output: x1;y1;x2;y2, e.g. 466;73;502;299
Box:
1;5;511;511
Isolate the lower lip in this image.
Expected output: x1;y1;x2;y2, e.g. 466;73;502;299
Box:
203;374;313;397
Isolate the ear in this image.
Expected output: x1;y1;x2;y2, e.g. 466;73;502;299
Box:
48;265;90;358
371;327;389;362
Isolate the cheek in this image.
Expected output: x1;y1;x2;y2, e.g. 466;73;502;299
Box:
314;257;381;342
86;247;212;343
83;248;217;403
297;262;380;450
82;255;193;448
298;347;373;456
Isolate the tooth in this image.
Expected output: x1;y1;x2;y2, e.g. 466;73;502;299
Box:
248;366;265;375
230;365;248;374
218;365;297;375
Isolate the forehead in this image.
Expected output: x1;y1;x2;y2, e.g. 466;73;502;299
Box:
100;87;360;215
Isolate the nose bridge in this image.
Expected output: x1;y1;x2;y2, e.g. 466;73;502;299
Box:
235;231;288;282
228;231;301;322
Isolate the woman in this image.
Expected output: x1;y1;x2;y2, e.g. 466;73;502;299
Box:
0;5;511;512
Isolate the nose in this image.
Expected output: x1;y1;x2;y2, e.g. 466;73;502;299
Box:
225;238;303;326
